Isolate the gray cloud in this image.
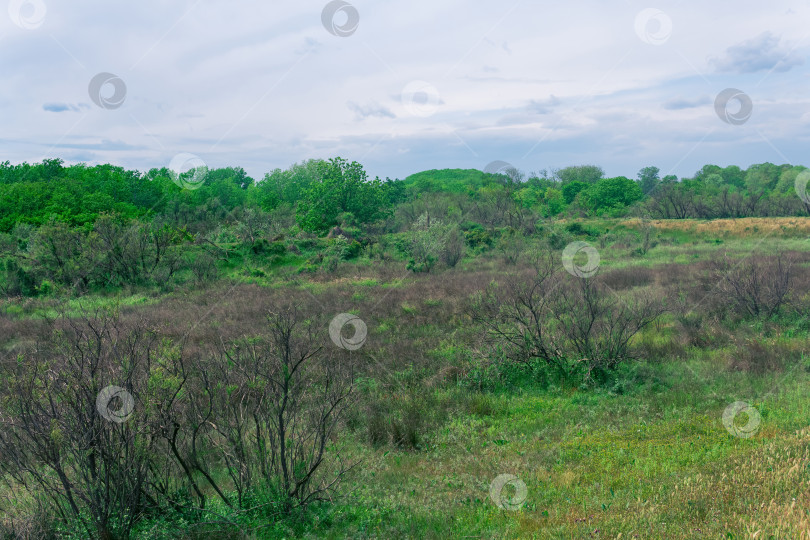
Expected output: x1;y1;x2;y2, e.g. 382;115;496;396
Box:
663;96;711;110
347;101;395;120
711;32;804;73
528;95;561;114
295;37;322;55
43;103;81;113
54;139;146;151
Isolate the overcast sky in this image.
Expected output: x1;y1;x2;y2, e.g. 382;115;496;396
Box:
1;0;808;181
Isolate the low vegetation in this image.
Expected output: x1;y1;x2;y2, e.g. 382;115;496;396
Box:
2;158;810;538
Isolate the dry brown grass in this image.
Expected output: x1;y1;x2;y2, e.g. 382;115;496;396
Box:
683;429;810;538
624;217;810;236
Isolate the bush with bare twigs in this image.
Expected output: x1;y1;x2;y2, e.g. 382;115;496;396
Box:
0;305;356;538
711;252;794;319
471;252;666;383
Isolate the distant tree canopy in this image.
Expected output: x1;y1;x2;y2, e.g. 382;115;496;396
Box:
562;181;589;204
0;158;808;238
585;176;643;212
0;159;255;232
294;158;391;233
2;156;810;298
637;166;660;196
555;165;604;184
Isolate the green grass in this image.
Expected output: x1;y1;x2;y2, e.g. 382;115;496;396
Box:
1;292;158;319
5;218;810;538
315;362;810;539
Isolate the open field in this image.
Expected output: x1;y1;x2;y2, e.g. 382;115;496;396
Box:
3;0;810;536
3;218;810;538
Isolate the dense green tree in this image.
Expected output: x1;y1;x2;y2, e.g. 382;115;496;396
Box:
694;164;723;183
585;176;642;213
296;158;390;233
721;165;746;189
637;166;660;195
254;160;324;210
545;187;565;215
562;181;589;204
745;162;781;193
556;165;604;185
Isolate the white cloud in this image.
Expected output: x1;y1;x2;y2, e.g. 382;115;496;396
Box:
710;32;804;74
347;100;395;120
0;0;807;180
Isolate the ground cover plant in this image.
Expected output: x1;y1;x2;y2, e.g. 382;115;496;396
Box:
2;161;810;538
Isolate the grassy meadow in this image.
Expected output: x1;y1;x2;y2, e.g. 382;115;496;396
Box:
3;216;810;538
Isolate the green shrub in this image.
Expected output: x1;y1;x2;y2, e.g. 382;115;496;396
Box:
267;241;287;256
463;226;493;249
342;240;362;260
37;279;54;296
251;238;269;254
548;230;570;250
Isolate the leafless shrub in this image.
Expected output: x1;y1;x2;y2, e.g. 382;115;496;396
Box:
712;253;794;319
601;266;655;291
727;337;805;374
93;215;184;287
362;393;432;450
496;228;525;265
0;302;357;536
471;252;667;381
207;306;355;511
441;225;466;268
190;252;218;284
0;495;56;540
0;310;160;539
632;329;687;362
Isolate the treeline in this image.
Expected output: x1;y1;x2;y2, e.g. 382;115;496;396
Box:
643;164;809;218
0;158;399;234
2;159;806;232
1;156;809;297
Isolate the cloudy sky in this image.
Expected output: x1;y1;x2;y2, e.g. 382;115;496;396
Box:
1;0;808;181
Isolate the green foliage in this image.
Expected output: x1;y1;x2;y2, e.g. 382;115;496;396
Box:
296;158;390;233
462;222;493;249
4;158;810;298
556;164;604;184
544;187;565;215
401;168;492;194
637;166;660;195
267;241;287;256
562;181;589;204
405;214;454;273
327;235;361;261
585;176;643;213
253;159;323;210
565;221;598;237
